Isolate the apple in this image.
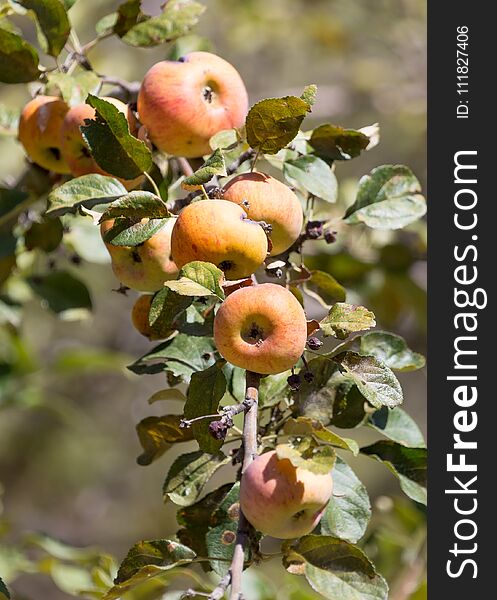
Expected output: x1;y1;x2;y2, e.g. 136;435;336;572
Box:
101;217;178;292
137;51;248;158
60;97;142;189
240;450;333;539
213;283;307;374
131;294;163;340
222;172;303;256
18;95;70;174
171;200;268;280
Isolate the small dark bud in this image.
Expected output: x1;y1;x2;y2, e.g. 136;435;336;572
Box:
70;253;82;265
209;420;228;440
324;229;337;244
48;259;56;270
306;220;324;239
266;267;283;278
287;373;302;391
307;336;323;351
208;186;224;199
303;371;315;383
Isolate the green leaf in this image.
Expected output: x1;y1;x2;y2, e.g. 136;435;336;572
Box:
122;0;205;47
177;483;233;559
0;28;40;83
284;155;337;203
18;0;70;57
210;128;239;151
321;458;371;543
0;577;10;600
46;71;101;106
164;261;225;300
95;12;118;35
368;407;426;449
183;362;227;453
300;84;317;107
24;217;63;252
205;483;247;576
27;271;92;315
344;165;426;230
283;417;359;455
295;356;339;425
283;535;388;600
149;287;193;339
108;540;195;599
100;191;170;221
163;450;229;506
0;188;29;223
246;95;311;154
361;441;427;505
81;95;152;179
309;124;370;161
334;352;403;409
182;149;227;190
46;174;127;216
114;0;143;37
127;333;215;380
0;104;20;136
357;331;425;371
331;384;367;429
276;439;336;475
259;370;291;408
102;217;168;246
147;388;187;403
320;303;376;339
305;270;346;305
136;414;194;466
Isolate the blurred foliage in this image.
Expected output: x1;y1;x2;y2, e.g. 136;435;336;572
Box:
1;1;426;599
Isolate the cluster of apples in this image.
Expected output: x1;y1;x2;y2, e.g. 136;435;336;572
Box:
18;51;333;539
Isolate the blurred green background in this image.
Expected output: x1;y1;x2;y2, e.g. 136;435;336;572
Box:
0;1;426;598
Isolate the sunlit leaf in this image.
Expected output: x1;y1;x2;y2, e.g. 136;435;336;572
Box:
136;414;194;465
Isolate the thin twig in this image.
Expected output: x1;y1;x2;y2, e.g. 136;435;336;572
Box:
226;149;256;175
177;157;195;178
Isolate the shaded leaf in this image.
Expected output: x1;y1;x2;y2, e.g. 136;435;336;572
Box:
46;174;127;216
102;217;168;246
361;441;427;505
358;331;425;371
345;165;426;230
95;12;118;35
283;417;359;455
183;362;227;453
19;0;70;57
334;352;403;409
114;0;143;37
127;334;216;381
276;439;336;475
136;414;194;466
283;535;388;600
182;149;227;191
148;388;187;404
46;71;101;106
164;261;225;300
309;124;369;161
0;28;40;83
295;356;339;425
320;303;375;339
284;155;337;203
301;84;317;107
306;270;346;305
122;0;205;47
0;104;20;136
149;287;193;339
331;384;367;429
163;450;229;506
100;191;170;221
321;457;371;543
368;407;426;449
246;95;311;154
81;95;152;179
0;578;9;600
27;271;92;315
24;217;63;252
0;188;29;223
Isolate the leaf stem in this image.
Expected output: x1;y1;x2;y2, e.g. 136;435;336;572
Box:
143;171;162;199
250;147;261;173
201;185;210;200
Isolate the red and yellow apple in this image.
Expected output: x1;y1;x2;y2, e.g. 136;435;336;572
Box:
240;450;333;539
101;218;178;292
131;294;160;340
171;200;268;280
137;51;248;158
60;97;142;189
213;283;307;374
222;173;303;256
18;95;70;174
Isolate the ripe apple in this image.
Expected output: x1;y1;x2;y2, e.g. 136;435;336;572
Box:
222;172;303;256
101;218;178;292
213;283;307;374
171;200;268;280
131;294;162;340
60;97;142;189
137;51;248;158
18;95;70;174
240;450;333;539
